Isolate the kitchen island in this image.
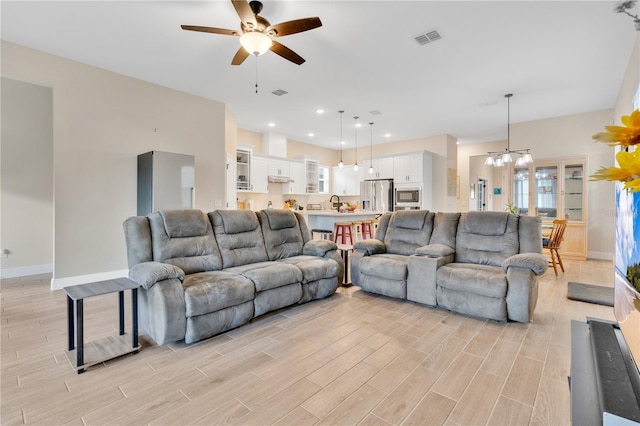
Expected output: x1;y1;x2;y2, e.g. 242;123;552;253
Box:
299;210;383;239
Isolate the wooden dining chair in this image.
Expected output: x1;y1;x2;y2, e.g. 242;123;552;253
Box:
543;219;567;276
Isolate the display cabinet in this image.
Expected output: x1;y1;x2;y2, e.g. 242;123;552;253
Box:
511;156;587;259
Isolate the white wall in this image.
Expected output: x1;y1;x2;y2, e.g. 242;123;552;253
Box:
1;77;54;278
1;41;228;288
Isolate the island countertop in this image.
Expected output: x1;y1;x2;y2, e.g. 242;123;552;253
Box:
299;210;384;235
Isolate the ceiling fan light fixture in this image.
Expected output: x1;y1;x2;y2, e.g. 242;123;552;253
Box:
240;31;272;56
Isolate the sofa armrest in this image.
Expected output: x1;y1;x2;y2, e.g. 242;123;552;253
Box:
502;253;548;276
129;262;185;290
303;239;338;257
415;243;455;258
353;239;387;255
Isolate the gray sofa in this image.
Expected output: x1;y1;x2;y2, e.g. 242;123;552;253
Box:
123;208;343;345
351;210;548;322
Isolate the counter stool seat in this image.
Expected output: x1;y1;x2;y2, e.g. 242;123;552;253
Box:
334;222;354;245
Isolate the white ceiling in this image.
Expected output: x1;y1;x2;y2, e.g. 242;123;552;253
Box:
1;1;638;150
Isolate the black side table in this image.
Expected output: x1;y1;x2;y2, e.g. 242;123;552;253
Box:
64;277;140;373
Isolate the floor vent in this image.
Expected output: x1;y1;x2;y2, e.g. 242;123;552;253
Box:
272;89;288;96
414;29;442;46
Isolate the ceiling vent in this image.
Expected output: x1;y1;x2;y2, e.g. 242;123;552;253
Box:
369;110;382;116
271;89;288;96
414;29;442;46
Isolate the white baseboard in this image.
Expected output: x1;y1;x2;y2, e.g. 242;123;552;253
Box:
587;251;613;261
51;269;129;291
0;264;53;279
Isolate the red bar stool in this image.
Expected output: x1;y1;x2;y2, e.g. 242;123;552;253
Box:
334;222;354;245
361;221;373;240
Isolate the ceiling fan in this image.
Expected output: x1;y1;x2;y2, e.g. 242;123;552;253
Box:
181;0;322;66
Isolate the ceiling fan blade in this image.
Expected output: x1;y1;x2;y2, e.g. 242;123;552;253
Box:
231;0;257;27
231;47;251;66
181;25;240;36
270;40;305;65
267;17;322;37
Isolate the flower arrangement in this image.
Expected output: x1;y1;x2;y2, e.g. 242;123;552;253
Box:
591;109;640;193
505;200;517;214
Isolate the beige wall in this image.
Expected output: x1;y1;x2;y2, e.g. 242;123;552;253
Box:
1;77;54;277
2;41;228;286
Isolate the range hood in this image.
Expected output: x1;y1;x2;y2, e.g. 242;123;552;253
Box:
263;132;293;183
268;175;294;183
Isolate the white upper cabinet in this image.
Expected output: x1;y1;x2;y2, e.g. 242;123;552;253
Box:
283;161;306;194
268;158;290;177
394;153;424;183
250;155;268;193
332;165;360;196
367;156;394;179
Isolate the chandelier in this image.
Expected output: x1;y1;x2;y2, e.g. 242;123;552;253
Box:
485;93;533;167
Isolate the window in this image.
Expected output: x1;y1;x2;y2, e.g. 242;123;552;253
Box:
318;166;329;194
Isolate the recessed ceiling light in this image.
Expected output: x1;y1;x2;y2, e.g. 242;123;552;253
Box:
356;123;362;128
385;133;391;138
308;132;314;137
268;122;275;127
341;140;345;145
316;108;324;114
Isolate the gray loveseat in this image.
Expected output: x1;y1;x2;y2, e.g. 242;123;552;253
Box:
123;208;343;345
351;210;548;322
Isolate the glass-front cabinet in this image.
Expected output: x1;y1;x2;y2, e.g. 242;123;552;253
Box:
511;156;587;259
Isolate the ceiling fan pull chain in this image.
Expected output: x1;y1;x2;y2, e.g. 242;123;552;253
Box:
255;56;258;94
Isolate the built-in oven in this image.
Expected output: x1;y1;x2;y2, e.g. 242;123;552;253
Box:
394;187;421;210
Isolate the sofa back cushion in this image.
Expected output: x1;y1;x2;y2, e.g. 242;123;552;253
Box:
383;210;435;255
259;209;304;260
148;210;222;274
209;210;269;268
455;211;519;266
429;212;461;248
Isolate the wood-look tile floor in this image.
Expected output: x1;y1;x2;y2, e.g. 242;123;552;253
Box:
1;259;615;425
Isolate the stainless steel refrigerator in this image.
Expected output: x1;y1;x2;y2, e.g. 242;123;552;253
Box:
360;179;394;212
137;151;195;216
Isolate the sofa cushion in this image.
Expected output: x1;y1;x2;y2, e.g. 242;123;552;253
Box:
384;211;435;256
160;210;209;238
415;244;455;258
262;209;298;230
455;212;519;266
182;271;255;317
209;210;269;268
359;253;409;280
278;255;339;283
259;210;304;260
149;210;222;274
437;263;508;299
226;261;302;292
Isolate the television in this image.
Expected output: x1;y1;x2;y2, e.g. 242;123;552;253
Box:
613;167;640;376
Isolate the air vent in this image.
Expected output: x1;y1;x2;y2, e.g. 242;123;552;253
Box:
369;110;382;116
271;89;288;96
414;29;442;46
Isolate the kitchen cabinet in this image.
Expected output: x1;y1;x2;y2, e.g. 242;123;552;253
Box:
332;165;359;196
283;160;306;194
366;156;394;179
304;158;319;193
510;156;587;259
236;147;251;192
268;158;289;178
250;155;268;193
394;153;424;183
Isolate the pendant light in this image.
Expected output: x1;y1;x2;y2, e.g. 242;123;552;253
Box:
353;116;359;172
338;110;344;169
369;122;374;174
485;93;533;167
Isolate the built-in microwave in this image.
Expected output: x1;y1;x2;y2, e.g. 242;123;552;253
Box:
395;187;421;206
